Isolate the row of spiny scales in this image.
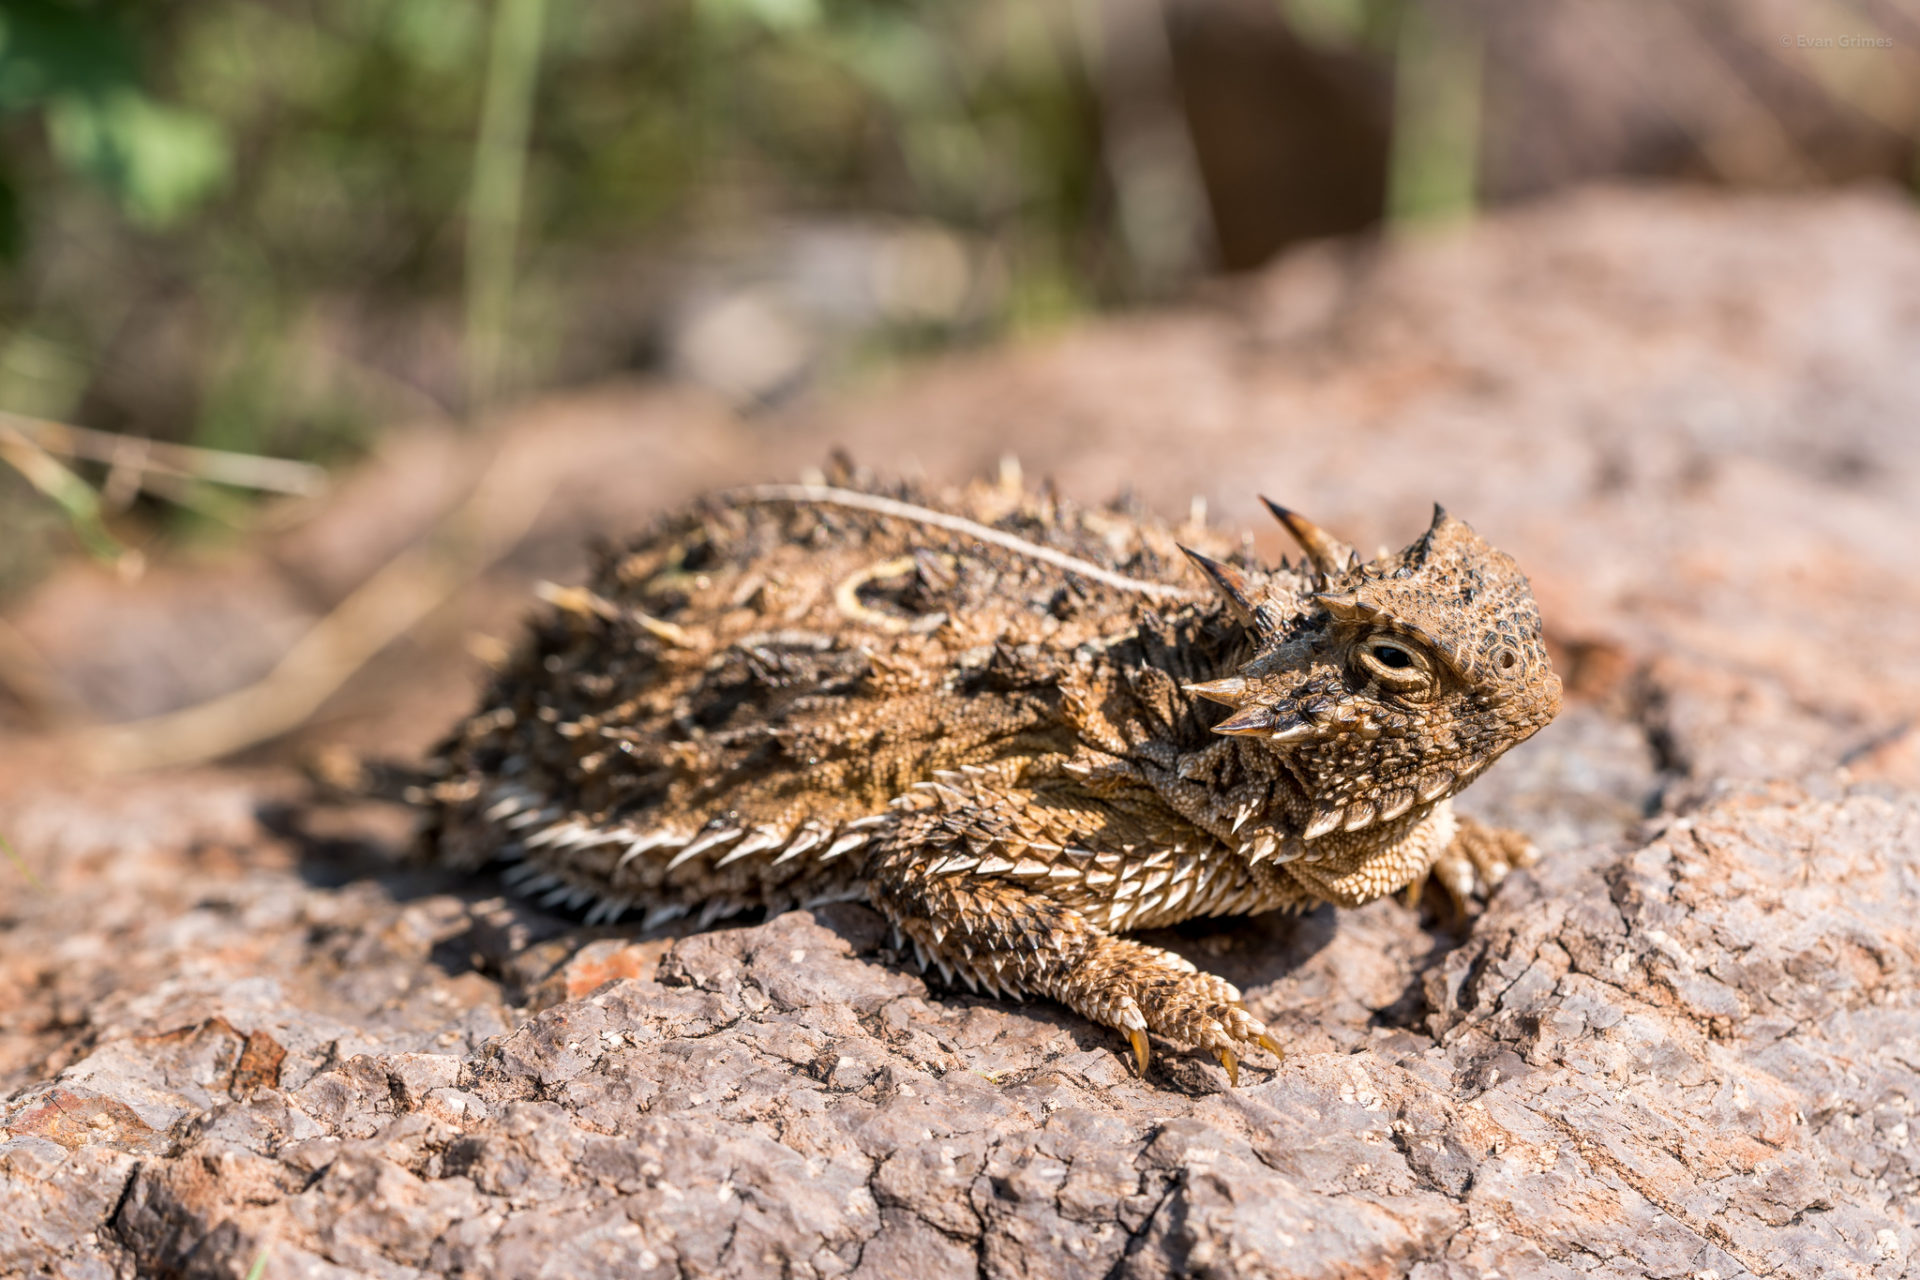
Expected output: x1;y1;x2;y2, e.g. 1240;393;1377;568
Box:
484;782;878;927
480;763;1290;935
900;840;1277;996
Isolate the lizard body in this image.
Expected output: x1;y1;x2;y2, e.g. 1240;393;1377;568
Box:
426;464;1561;1078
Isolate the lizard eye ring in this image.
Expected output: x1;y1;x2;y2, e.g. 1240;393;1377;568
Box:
1354;634;1434;690
1373;643;1414;670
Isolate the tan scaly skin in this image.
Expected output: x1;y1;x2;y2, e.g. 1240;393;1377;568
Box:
425;466;1562;1083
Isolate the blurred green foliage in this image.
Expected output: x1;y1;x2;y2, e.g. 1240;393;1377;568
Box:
0;0;1116;468
0;1;230;239
1;0;1905;580
0;0;1513;590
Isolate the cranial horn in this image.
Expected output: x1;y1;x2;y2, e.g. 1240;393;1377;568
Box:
1210;705;1275;736
1184;676;1249;705
1259;497;1357;575
1312;591;1372;622
1179;546;1257;625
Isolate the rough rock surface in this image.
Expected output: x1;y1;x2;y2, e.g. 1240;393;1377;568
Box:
3;776;1915;1279
4;189;1920;1278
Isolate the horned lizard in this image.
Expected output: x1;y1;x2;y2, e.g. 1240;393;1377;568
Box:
425;463;1561;1080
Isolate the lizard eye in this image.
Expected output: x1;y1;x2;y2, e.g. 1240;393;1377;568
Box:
1354;635;1434;691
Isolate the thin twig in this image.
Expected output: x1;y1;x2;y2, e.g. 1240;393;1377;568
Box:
726;484;1199;601
0;411;328;498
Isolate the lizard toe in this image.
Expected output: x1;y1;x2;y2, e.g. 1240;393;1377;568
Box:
1128;971;1279;1084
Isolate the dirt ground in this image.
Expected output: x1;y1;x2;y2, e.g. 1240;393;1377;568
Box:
2;187;1918;1279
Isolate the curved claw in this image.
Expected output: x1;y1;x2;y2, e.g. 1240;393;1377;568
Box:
1256;1032;1286;1063
1402;872;1429;910
1127;1027;1150;1078
1215;1046;1239;1087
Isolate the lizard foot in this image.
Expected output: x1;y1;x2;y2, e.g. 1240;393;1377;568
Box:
1429;813;1539;915
868;833;1285;1086
1064;937;1283;1085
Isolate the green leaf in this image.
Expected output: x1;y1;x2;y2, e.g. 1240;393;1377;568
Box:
47;88;231;228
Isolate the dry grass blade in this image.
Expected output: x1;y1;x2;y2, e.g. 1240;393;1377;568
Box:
0;421;128;563
0;411;329;498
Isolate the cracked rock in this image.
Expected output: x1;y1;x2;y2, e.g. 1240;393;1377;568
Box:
5;189;1920;1278
2;780;1914;1279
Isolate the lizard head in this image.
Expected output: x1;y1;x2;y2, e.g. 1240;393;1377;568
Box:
1180;502;1561;841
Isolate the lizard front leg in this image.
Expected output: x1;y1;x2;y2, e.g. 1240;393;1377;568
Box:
862;773;1287;1082
1426;811;1538;910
